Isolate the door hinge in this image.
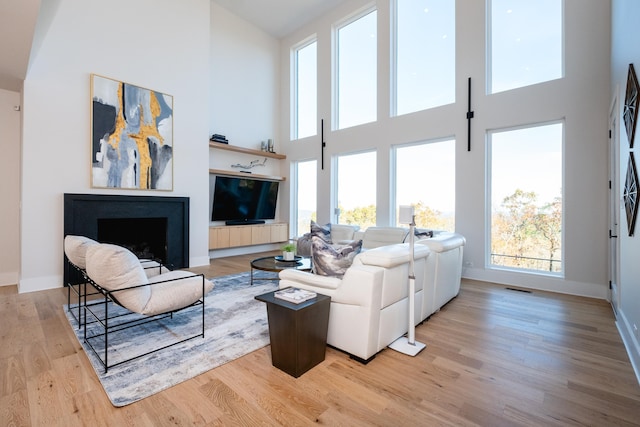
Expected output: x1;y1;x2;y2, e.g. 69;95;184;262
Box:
609;280;612;289
609;129;612;139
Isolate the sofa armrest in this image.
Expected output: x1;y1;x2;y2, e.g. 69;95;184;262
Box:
417;232;465;253
279;264;384;306
279;268;342;290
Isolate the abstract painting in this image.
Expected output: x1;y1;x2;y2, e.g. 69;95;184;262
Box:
624;153;638;236
91;74;173;190
623;64;639;149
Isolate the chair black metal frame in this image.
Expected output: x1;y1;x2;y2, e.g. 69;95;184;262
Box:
68;262;207;373
65;259;171;330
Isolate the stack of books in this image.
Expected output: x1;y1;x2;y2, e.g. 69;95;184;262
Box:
210;134;228;144
274;287;317;304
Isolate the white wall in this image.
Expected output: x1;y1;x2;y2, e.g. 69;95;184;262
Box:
19;0;211;293
279;0;611;298
0;88;21;286
209;3;280;153
611;0;640;381
208;3;285;258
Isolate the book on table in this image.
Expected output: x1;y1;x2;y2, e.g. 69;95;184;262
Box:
274;287;317;304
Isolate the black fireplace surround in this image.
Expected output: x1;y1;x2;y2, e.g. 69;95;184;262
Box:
63;193;189;285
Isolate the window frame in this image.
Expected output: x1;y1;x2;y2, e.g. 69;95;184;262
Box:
332;5;378;131
486;120;565;276
391;137;456;229
291;36;318;140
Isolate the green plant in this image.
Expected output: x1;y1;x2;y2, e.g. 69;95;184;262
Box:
282;243;296;252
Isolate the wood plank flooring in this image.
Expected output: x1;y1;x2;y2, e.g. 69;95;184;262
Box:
1;251;639;426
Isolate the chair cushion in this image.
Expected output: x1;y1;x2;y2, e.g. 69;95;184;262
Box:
143;271;215;316
311;236;362;277
64;235;99;269
85;243;150;313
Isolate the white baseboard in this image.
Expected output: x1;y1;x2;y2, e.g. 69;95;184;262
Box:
616;310;640;386
0;271;19;287
462;267;608;300
189;256;212;268
19;275;63;293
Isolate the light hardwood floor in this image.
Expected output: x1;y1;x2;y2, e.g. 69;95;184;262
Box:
1;251;639;426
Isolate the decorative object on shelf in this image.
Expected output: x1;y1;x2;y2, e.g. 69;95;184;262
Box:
268;138;275;153
91;74;173;190
624;64;639;148
388;205;426;356
231;158;267;170
210;134;228;144
261;141;267;151
281;243;296;261
624;153;638;236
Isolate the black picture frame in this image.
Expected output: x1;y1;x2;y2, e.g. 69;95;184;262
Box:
623;64;639;148
624;153;639;236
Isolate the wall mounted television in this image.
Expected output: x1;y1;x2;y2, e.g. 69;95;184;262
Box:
211;176;279;225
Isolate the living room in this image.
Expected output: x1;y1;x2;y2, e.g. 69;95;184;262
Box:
1;0;640;423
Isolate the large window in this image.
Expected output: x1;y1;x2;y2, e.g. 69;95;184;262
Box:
335;151;377;228
394;139;455;230
294;160;317;236
489;122;563;273
393;0;455;115
488;0;563;94
293;40;317;140
336;9;377;130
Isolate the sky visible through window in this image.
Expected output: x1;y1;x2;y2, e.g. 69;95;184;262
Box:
337;10;377;129
490;123;563;209
295;41;317;139
396;0;455;115
490;0;563;93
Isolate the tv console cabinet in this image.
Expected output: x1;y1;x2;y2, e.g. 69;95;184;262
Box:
209;222;288;250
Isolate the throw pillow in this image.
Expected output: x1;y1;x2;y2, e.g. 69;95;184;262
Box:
311;236;363;278
310;220;332;244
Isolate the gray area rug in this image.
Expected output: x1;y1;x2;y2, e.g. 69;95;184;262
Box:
63;271;277;407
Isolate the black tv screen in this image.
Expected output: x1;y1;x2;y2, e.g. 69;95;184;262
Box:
211;176;279;222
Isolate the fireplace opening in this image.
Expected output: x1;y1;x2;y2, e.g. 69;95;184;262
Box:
98;217;168;263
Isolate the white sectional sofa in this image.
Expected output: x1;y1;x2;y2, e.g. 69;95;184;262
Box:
279;231;465;362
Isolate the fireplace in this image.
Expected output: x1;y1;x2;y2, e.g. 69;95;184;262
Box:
64;193;189;285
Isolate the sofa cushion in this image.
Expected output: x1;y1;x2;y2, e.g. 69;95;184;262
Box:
311;236;363;277
85;243;151;313
64;235;99;269
330;224;359;243
361;227;410;249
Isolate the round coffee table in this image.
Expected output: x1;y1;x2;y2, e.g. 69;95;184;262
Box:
250;256;311;285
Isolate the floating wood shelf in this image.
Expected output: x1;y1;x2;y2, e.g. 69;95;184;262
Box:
209;169;286;181
209;142;286;160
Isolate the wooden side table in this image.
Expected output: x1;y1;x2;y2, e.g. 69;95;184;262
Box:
255;289;330;378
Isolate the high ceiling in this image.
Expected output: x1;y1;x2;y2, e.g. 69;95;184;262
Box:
212;0;348;38
0;0;347;92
